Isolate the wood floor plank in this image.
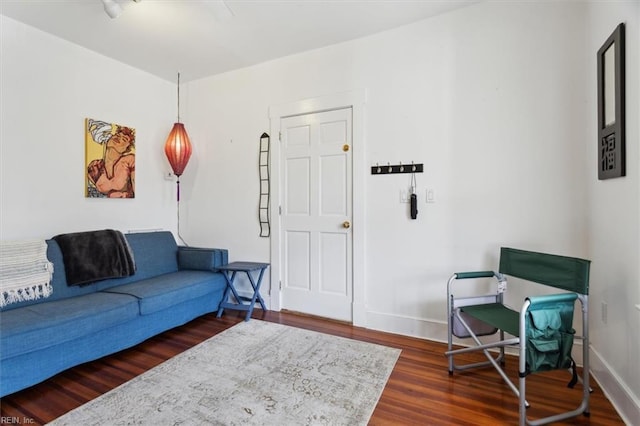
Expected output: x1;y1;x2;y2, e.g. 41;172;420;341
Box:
0;310;624;425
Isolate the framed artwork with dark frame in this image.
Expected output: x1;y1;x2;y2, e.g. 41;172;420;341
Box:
597;23;625;180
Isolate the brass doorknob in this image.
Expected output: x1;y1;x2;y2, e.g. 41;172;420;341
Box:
343;221;351;229
343;144;350;152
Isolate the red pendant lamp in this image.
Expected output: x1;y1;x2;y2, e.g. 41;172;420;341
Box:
165;123;192;177
164;72;192;245
164;72;192;201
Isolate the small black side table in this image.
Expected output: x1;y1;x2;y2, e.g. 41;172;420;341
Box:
216;261;269;322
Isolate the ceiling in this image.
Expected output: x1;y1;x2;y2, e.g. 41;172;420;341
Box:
0;0;477;83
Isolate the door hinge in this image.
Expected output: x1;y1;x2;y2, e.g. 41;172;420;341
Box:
279;205;282;215
279;280;282;290
279;131;282;141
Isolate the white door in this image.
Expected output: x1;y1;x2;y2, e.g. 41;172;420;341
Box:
280;108;353;321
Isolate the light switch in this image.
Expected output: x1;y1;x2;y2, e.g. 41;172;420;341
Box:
426;188;435;203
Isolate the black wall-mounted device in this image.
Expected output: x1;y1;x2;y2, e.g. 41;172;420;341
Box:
410;193;418;219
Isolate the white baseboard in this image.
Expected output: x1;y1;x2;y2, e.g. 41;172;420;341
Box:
589;346;640;425
365;310;449;342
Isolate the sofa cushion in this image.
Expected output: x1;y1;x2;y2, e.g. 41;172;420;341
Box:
103;271;227;315
93;231;180;291
1;292;139;359
1;231;180;312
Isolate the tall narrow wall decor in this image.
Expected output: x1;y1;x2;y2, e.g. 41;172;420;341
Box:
258;133;271;237
597;23;625;180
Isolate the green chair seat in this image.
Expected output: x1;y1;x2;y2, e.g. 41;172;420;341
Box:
461;303;520;337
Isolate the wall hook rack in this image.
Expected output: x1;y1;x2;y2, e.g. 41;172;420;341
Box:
371;162;423;175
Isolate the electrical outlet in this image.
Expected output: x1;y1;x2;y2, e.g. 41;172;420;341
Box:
601;301;608;324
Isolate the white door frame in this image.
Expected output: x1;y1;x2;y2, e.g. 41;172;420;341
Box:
269;90;367;326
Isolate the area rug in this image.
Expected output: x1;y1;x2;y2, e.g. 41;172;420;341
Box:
47;320;401;425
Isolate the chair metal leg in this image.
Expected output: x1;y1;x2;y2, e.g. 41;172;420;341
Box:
449;310;527;405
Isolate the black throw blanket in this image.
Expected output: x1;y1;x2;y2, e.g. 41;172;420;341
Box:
53;229;136;286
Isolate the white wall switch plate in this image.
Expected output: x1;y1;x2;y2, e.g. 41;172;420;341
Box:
426;188;435;203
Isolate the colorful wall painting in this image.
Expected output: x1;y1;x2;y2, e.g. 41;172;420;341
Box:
85;118;136;198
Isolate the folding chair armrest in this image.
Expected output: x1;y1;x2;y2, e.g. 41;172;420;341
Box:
454;271;497;279
526;293;578;307
447;271;506;305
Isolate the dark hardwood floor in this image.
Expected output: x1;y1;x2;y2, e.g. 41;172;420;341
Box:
0;310;624;425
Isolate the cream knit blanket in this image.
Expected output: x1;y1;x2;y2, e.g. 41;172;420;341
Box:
0;240;54;307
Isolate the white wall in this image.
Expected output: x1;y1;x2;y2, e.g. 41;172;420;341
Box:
586;2;640;424
185;3;588;331
1;0;637;422
0;16;177;240
184;1;638;421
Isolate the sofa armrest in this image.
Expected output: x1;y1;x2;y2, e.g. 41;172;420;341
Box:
177;246;228;272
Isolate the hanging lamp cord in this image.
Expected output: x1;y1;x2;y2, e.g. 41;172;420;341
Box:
177;72;181;123
176;179;188;246
175;71;188;246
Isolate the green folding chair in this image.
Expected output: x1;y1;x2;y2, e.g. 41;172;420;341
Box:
445;247;591;426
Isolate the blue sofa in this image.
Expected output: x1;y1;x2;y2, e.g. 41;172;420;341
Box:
0;231;228;397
